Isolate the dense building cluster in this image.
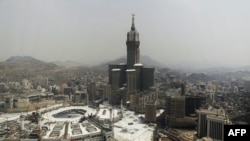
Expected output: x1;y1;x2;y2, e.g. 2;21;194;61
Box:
0;15;249;141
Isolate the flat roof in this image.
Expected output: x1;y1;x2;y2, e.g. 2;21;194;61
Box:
42;121;102;139
96;108;120;120
42;106;96;122
134;63;143;66
196;108;225;116
113;109;155;141
45;123;65;138
126;69;136;72
112;68;121;71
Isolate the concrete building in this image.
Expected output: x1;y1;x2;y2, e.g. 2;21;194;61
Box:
0;83;5;93
108;15;157;112
102;84;111;102
207;114;229;141
185;95;204;116
141;67;155;90
134;63;143;90
111;69;121;91
0;92;56;113
129;87;158;113
64;87;74;100
13;98;29;108
73;91;88;105
4;95;14;109
145;100;157;123
165;95;185;118
96;88;103;100
87;82;96;101
196;108;231;140
126;69;136;93
95;107;122;128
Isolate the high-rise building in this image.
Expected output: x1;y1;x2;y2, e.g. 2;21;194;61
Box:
130;88;158;113
196;108;231;140
111;69;121;91
64;87;74;100
126;69;136;93
185;95;203;116
145;100;157;123
126;15;140;69
108;15;157;112
207;114;229;141
87;82;96;101
134;63;143;90
102;84;111;101
73;91;88;104
165;95;185;118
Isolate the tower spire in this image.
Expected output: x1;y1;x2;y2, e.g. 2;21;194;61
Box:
131;14;135;31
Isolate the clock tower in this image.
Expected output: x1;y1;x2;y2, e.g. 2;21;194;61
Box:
109;15;157;109
126;14;140;69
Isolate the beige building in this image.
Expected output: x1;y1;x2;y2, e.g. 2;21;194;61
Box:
73;91;88;105
196;108;231;140
130;88;158;113
145;100;157;122
102;84;111;101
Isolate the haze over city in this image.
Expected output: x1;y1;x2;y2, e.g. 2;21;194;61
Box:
1;0;250;69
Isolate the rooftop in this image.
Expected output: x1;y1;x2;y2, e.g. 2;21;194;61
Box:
196;108;226;117
113;109;155;141
112;68;121;71
96;107;121;120
134;63;143;66
42;106;96;123
42;120;101;140
126;69;136;72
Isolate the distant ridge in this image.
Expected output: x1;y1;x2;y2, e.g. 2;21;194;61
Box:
52;60;87;68
4;56;58;69
6;56;38;62
0;56;101;84
92;55;164;71
0;56;60;81
140;55;164;68
187;73;214;83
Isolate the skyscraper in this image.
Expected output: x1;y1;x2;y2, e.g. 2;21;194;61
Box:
165;95;185;118
87;82;96;101
126;14;140;69
145;100;157;123
108;15;157;112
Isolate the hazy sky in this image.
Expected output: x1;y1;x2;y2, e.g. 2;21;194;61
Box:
0;0;250;69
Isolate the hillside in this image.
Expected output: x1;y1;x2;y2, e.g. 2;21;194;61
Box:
0;56;61;82
0;56;105;85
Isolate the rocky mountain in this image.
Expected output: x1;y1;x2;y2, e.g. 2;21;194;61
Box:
6;56;38;62
2;56;249;85
0;56;104;85
0;56;61;82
